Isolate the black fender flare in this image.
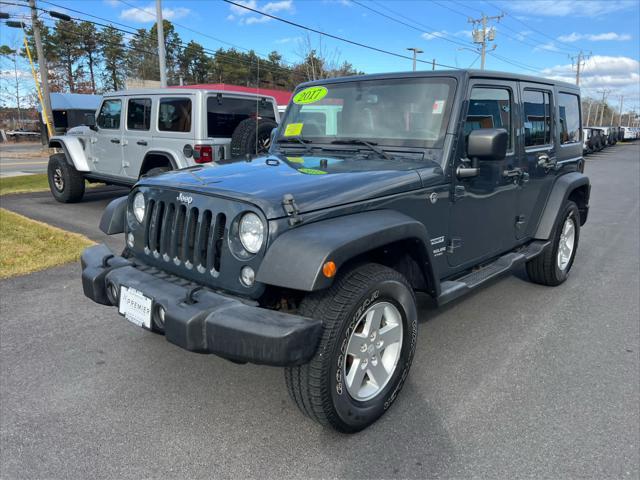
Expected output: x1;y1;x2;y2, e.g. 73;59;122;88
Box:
140;151;178;175
534;172;590;240
256;210;438;294
99;196;128;235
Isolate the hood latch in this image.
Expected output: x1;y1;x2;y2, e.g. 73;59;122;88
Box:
282;194;303;226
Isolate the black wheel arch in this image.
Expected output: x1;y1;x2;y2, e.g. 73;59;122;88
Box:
256;210;440;297
139;151;178;178
534;172;590;240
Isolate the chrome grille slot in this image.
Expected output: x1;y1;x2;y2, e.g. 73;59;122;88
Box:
160;202;175;260
172;204;187;264
182;208;199;268
195;210;212;272
212;213;226;273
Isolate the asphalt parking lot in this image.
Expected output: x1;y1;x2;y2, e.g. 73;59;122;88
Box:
1;143;638;479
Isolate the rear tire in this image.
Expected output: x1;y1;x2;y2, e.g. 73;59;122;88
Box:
230;118;278;158
526;201;580;286
285;263;418;433
47;153;85;203
143;166;170;178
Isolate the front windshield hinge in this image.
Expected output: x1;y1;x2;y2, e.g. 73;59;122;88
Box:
282;193;303;226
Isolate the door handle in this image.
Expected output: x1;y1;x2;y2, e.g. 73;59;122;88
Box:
537;153;557;169
110;138;120;144
136;140;148;146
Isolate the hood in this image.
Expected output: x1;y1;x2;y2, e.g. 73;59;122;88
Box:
140;153;440;219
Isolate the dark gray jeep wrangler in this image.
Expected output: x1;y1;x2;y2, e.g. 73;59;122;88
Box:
81;70;590;433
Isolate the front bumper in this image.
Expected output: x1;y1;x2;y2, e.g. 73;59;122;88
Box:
81;244;322;366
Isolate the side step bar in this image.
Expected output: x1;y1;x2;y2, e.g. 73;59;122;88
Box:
437;241;549;306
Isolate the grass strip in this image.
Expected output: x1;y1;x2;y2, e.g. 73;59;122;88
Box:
0;208;95;279
0;174;50;195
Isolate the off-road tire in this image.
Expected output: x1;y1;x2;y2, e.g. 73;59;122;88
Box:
230;117;278;158
526;200;580;286
285;263;418;433
48;153;85;203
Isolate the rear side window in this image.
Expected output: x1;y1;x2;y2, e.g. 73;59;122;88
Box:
158;98;192;132
558;93;581;144
465;87;512;149
97;99;121;129
207;97;276;138
127;98;151;131
523;89;551;147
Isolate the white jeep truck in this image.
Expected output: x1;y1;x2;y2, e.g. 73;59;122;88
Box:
47;88;280;202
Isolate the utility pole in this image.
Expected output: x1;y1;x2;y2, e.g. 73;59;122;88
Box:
617;95;624;126
597;89;611;126
406;47;423;72
156;0;167;87
468;12;503;70
585;99;593;126
432;58;436;71
29;0;53;139
570;50;590;86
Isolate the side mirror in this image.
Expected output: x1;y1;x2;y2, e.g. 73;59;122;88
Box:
85;113;97;131
467;128;508;161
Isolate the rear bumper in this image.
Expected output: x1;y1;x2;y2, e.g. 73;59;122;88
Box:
81;244;322;366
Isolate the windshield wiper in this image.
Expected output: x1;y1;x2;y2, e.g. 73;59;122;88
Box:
330;138;394;160
275;136;313;154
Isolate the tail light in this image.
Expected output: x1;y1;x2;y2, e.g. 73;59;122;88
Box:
194;145;213;163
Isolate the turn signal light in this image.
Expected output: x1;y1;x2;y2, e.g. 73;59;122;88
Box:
322;261;337;278
194;145;213;163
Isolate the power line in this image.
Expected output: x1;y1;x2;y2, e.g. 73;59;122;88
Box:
352;0;474;50
222;0;460;70
483;0;581;53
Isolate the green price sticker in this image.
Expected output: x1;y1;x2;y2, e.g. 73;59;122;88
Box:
298;168;327;175
293;86;328;105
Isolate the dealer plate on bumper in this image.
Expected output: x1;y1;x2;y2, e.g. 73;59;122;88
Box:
118;286;152;329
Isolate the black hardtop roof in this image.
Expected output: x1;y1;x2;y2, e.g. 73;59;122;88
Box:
298;69;579;92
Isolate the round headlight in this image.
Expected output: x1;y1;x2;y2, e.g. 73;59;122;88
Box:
239;212;264;254
133;192;145;223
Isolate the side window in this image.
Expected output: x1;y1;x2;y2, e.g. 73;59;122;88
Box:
558;93;581;144
523;89;551;147
206;97;276;138
97;99;122;129
127;98;152;131
465;87;512;149
158;98;192;132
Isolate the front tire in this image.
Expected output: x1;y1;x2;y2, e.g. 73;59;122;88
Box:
47;153;85;203
285;263;418;433
526;201;580;286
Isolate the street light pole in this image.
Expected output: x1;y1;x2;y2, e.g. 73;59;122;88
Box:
406;47;423;72
156;0;167;87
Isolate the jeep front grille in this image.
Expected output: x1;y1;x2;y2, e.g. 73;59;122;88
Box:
144;199;226;275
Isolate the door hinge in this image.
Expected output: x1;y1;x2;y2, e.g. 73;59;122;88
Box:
447;238;462;253
516;214;526;227
282;193;303;226
453;185;466;201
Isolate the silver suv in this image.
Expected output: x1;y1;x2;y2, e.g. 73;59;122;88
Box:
47;88;280;202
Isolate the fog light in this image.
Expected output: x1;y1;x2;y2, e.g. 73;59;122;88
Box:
127;233;134;248
240;266;255;287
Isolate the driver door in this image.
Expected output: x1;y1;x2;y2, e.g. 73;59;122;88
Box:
448;80;520;268
94;98;124;176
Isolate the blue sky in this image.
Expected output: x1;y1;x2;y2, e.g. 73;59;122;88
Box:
2;0;640;109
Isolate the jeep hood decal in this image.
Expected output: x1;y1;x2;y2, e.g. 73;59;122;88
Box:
140;154;432;219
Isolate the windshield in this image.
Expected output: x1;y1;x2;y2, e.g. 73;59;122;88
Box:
278;77;456;149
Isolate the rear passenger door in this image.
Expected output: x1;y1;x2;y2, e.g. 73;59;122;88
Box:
516;84;557;239
123;97;153;179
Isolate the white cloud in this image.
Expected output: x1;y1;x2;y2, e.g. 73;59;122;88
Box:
505;0;636;17
558;32;632;42
542;56;640;101
119;4;190;23
534;41;561;52
227;0;294;25
103;0;120;6
275;36;302;44
0;69;31;80
421;30;450;41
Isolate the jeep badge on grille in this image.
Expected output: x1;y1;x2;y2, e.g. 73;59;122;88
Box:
177;192;193;204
